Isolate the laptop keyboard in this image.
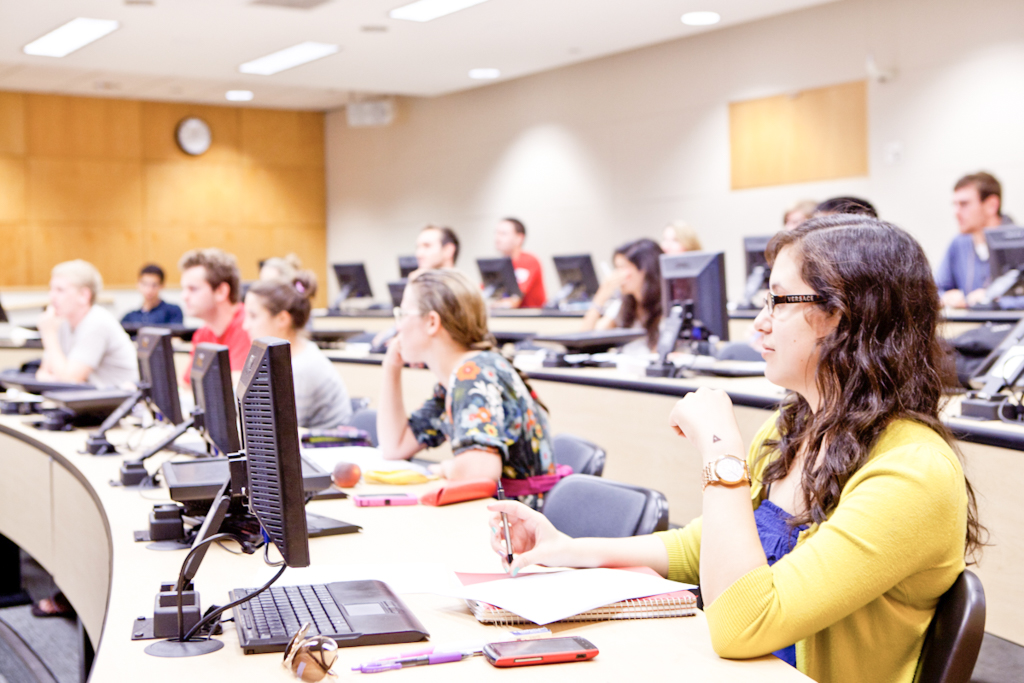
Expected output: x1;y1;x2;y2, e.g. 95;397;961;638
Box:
237;584;354;640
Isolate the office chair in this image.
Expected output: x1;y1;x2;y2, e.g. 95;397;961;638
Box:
543;474;668;538
913;570;986;683
551;434;606;477
349;408;378;447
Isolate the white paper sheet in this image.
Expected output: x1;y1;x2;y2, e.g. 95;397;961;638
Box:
453;568;696;625
301;446;429;476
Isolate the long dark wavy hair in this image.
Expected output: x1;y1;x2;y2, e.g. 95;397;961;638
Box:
758;215;985;560
615;238;664;349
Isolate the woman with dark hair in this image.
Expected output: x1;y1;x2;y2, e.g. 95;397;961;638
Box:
581;238;663;349
490;215;982;683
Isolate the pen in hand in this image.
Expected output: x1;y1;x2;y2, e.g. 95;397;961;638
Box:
496;481;515;571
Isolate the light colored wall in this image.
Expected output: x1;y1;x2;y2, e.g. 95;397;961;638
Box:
325;0;1024;301
0;92;328;306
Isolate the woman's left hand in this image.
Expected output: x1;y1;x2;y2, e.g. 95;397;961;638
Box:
668;387;744;460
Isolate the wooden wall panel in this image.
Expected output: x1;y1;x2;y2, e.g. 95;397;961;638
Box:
240;109;324;167
0;224;29;287
729;80;868;189
26;94;142;160
30;223;144;285
0;156;26;222
27;159;143;222
0;91;326;303
0;92;25;156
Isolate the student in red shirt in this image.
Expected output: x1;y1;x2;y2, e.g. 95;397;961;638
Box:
178;248;251;385
494;217;546;308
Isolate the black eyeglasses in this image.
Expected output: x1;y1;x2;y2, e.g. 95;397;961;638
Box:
761;293;826;316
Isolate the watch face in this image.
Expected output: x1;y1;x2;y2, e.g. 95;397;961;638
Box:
176;117;212;156
715;457;746;484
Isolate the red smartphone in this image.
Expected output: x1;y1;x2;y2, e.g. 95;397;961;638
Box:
352;493;418;507
482;637;599;667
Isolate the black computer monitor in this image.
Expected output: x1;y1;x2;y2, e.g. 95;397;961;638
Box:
191;343;241;456
332;263;374;306
548;255;600;307
388;280;408;307
659;251;730;341
477;257;522;300
0;293;7;323
137;328;184;425
738;235;772;309
237;337;310;568
986;226;1024;279
398;256;418;279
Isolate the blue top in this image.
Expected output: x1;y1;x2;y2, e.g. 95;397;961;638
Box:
935;233;988;295
754;495;808;667
121;300;183;325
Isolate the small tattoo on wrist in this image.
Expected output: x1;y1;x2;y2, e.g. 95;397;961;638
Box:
712;435;721;443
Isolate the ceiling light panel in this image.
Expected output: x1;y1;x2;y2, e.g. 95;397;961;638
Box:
23;18;120;58
681;11;721;26
468;68;499;79
389;0;491;23
226;90;254;101
239;41;339;75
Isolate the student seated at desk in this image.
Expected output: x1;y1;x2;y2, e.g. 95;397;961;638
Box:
581;238;663;350
121;264;183;326
36;260;139;388
490;216;982;683
243;273;353;429
378;270;555;499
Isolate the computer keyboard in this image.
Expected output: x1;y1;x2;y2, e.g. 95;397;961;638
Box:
238;585;352;641
231;579;429;655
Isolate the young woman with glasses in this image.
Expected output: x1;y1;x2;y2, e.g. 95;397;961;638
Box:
379;270;555;501
488;215;983;683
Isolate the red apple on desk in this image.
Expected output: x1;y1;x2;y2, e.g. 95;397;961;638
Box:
331;462;361;488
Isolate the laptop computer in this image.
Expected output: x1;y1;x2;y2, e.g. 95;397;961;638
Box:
230;579;429;654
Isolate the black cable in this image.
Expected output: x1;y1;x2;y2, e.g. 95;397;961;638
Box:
173;532;250;642
180;564;287;644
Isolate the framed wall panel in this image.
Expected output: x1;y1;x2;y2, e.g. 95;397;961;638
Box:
730;80;868;189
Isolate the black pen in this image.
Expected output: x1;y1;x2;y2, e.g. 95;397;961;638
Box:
496;481;514;569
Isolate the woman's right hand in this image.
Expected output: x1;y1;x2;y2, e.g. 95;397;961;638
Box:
381;335;405;372
487;501;575;575
593;270;626;307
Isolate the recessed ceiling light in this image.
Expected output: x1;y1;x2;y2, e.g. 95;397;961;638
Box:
681;11;721;26
226;90;254;102
23;18;120;58
239;41;338;75
361;25;389;32
468;68;500;80
389;0;490;23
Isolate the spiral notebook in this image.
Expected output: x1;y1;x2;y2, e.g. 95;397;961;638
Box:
456;568;697;626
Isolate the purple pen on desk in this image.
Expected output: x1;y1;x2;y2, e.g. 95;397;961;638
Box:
353;651;472;673
496;481;514;569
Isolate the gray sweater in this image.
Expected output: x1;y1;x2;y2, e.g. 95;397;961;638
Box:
291;341;352;429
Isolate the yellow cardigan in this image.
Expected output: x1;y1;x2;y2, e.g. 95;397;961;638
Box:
656;415;968;683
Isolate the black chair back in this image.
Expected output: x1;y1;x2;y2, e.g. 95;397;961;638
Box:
913;569;986;683
543;474;668;538
552;434;606;477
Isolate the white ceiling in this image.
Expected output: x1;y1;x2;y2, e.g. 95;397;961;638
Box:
0;0;841;111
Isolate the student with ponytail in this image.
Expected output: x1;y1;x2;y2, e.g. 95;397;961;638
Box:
378;270;555;499
243;271;353;429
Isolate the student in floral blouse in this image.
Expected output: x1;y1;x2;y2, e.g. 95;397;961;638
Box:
377;269;554;487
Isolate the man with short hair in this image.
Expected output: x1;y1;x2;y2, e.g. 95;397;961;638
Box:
493;217;546;308
937;172;1013;308
36;260;139;387
414;225;459;271
121;264;183;325
179;248;250;384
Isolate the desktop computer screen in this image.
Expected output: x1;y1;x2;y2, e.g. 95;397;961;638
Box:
191;343;241;456
0;293;7;323
237;337;310;568
388;280;408;308
738;235;773;309
397;255;418;279
550;254;600;306
986;226;1024;281
659;252;730;341
477;257;522;300
137;327;184;425
332;263;373;305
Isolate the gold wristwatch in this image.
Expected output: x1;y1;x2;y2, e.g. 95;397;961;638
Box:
701;455;750;490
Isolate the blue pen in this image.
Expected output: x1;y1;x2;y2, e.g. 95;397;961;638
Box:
496;481;514;569
353;651;474;673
